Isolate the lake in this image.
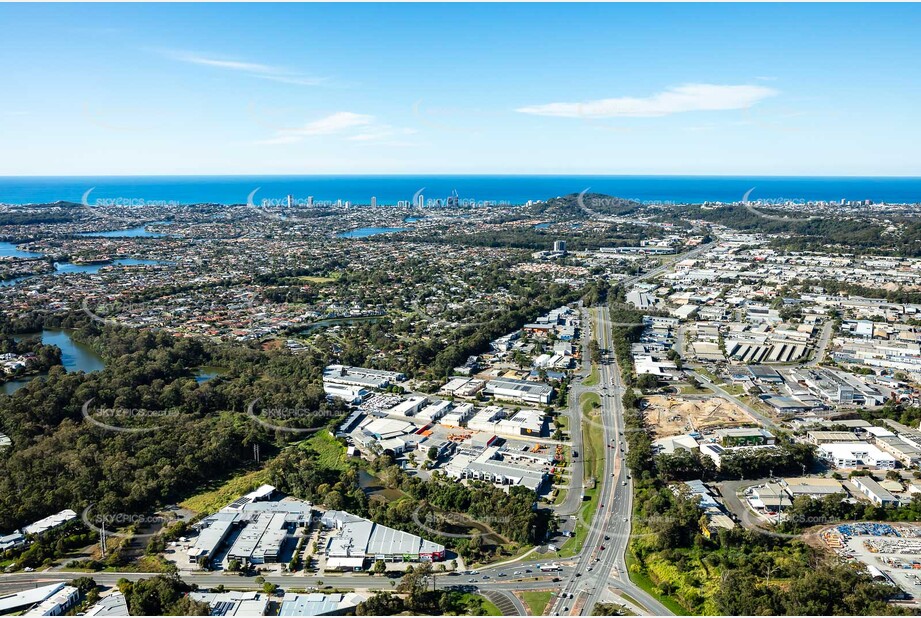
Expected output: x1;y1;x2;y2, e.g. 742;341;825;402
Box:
3;329;106;395
336;227;409;238
0;242;43;258
194;365;229;383
54;258;168;275
79;222;168;238
1;258;170;287
337;227;410;238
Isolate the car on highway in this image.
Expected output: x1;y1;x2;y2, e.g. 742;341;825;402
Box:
498;573;507;577
623;517;628;522
468;579;476;583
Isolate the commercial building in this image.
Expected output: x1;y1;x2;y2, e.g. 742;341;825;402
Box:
21;509;78;537
322;365;404;390
0;532;26;551
320;511;445;567
652;434;700;455
189;591;269;616
1;584;71;616
682;480;736;537
806;431;861;445
714;427;775;447
789;367;886;406
388;396;427;418
323;383;368;404
483;377;552;405
444;445;548;491
279;593;368;617
188;513;237;565
226;512;290;565
83;592;129;617
818;442;898;470
749;483;794;512
189;488;312;567
780;477;846;499
24;585;79;617
853;477;900;507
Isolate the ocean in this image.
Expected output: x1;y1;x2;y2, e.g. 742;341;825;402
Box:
1;175;920;206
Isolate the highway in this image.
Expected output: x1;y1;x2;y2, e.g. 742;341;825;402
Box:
547;306;673;616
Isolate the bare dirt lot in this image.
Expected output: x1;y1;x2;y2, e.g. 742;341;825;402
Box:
644;395;755;438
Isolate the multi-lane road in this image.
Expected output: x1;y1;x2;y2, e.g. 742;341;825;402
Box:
547;306;672;616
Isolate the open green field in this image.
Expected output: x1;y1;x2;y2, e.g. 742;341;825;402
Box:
301;431;348;471
297;273;340;284
520;590;553;615
179;467;270;515
678;383;711;395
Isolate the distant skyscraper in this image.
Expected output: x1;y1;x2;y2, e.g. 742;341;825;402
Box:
554;240;567;253
337;199;343;208
307;196;314;207
287;194;294;208
416;193;424;208
371;196;377;208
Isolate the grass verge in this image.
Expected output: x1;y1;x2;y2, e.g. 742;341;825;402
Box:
520;590;553;615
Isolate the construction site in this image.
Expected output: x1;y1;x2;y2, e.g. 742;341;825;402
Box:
643;395;755;439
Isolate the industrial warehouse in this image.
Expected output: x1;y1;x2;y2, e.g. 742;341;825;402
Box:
187;485;311;568
184;485;445;574
320;510;445;570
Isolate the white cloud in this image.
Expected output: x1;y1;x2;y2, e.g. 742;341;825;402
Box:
260;112;400;145
516;83;778;118
347;126;417;142
161;50;325;86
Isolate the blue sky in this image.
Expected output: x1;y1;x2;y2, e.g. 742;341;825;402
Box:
1;3;920;176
